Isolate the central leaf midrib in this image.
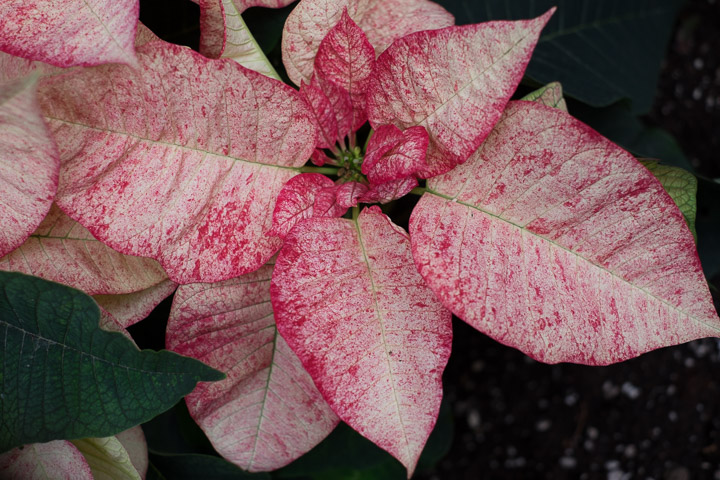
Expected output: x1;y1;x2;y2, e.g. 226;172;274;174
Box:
45;117;302;172
1;320;200;376
424;190;719;331
352;216;412;460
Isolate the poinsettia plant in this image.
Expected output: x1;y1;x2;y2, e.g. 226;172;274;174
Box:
0;0;718;478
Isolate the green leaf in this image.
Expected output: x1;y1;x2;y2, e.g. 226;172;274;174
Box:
435;0;682;113
0;272;224;452
520;81;568;111
641;160;698;241
150;453;270;480
274;400;453;479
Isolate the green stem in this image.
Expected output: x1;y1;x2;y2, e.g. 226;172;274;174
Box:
300;166;340;175
352;206;359;220
409;187;426;196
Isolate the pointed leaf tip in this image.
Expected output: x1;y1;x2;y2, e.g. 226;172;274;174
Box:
272;208;452;475
0;271;223;451
367;11;553;178
282;0;454;86
412;101;720;365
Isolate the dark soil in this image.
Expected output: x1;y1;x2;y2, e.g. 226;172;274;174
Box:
419;1;720;478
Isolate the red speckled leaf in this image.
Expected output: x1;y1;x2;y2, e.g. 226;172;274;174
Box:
167;262;339;472
0;0;139;68
314;10;375;131
0;440;93;479
270;173;336;239
44;39;316;284
299;75;353;150
411;101;720;365
359;176;417;205
362;125;428;184
0;75;58;258
271;207;452;475
367;10;553;178
94;279;177;329
282;0;454;86
0;205;168;295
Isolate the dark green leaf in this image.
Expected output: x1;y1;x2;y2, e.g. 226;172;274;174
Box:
151;453;270;480
0;272;224;452
569;100;692;171
274;400;453;479
435;0;682;113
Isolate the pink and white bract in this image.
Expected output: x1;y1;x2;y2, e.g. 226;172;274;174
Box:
0;0;718;477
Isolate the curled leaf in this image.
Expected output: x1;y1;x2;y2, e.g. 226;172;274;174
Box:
411;101;720;365
367;10;554;178
362;125;428;184
271;207;452;475
270;173;336;239
358;176;418;205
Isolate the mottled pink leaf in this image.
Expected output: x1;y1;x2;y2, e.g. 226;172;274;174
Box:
167;262;339;472
299;75;353;149
0;75;58;258
362;125;428;184
0;204;168;295
367;10;553;178
313;186;350;218
335;181;369;208
314;10;375;131
0;0;139;68
270;173;336;239
282;0;454;86
44;39;316;284
94;279;177;328
359;176;418;205
0;440;93;480
411;101;720;365
271;207;452;475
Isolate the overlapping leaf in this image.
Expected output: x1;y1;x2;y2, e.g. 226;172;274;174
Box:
72;433;144;480
282;0;454;86
0;75;58;258
0;0;139;68
0;271;224;451
271;207;452;475
94;279;177;329
411;101;720;365
167;263;339;472
42;39;317;284
0;204;168;295
196;0;294;78
367;10;553;178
